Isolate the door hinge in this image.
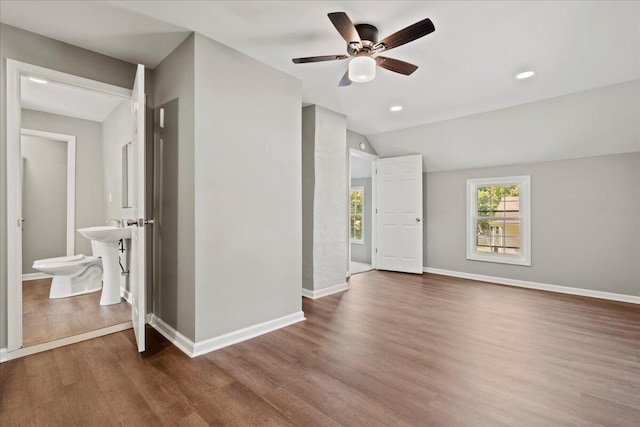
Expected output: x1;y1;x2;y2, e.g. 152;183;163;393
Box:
376;248;378;253
376;208;378;214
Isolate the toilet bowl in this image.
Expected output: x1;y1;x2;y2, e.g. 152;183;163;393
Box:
32;254;103;299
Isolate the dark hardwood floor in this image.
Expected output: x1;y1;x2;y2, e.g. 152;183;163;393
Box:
22;278;131;347
2;271;639;426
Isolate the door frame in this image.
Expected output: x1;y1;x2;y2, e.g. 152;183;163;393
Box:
20;128;77;264
5;59;132;353
348;149;378;274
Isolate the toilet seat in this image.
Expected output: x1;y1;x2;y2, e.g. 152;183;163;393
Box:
32;254;103;299
33;254;99;271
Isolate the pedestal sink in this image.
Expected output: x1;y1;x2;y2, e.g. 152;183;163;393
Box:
78;226;133;305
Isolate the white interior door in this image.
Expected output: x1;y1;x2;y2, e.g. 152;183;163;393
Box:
130;64;146;352
376;155;423;274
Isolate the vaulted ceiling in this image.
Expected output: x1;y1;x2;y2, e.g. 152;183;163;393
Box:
2;1;638;168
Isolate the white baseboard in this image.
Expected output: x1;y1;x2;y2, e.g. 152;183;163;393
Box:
424;267;640;304
148;311;306;358
120;287;132;303
147;314;195;356
301;282;349;300
0;321;133;363
22;272;51;281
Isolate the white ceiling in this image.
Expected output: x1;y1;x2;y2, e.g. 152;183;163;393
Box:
351;155;373;179
111;0;640;135
21;76;127;122
2;1;639;137
0;0;191;68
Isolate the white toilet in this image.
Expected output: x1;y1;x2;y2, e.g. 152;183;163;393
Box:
32;252;103;299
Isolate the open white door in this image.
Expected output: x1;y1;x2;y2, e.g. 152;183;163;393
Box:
376;155;423;274
130;64;146;352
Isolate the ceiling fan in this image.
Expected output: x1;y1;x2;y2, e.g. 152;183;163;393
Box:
292;12;435;86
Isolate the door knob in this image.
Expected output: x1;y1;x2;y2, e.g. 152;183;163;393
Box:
416;218;422;222
125;218;155;227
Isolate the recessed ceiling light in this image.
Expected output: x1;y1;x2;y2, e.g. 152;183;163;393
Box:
390;105;403;112
515;71;535;80
28;77;48;84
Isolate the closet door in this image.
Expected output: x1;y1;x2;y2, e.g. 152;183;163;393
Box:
376;155;423;274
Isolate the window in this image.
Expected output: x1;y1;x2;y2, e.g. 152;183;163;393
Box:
350;187;364;244
466;176;531;266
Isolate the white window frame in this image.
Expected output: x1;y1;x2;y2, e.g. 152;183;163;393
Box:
466;175;531;266
350;186;365;244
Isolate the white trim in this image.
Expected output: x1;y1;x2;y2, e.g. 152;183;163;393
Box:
466;175;531;266
301;282;349;299
147;315;195;356
423;267;640;304
148;311;306;358
120;287;132;304
6;59;133;352
1;322;133;363
349;149;379;272
7;59;22;351
22;272;52;281
10;59;132;100
192;311;305;357
21;128;76;256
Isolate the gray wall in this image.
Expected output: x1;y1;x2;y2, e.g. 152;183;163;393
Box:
350;178;372;264
21;135;67;273
425;152;640;296
152;34;196;341
302;106;315;292
347;130;377;156
193;33;302;341
21;109;104;259
101;100;131;223
301;105;348;291
368;80;640;173
0;23;136;348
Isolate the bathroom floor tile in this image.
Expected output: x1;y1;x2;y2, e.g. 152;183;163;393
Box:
22;278;131;347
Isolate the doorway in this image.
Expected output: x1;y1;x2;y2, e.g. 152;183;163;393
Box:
349;149;378;275
5;60;148;359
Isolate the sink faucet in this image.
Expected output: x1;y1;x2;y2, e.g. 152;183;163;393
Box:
106;218;123;227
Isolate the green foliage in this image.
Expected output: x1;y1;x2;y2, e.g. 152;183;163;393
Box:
350;189;363;240
476;185;519;234
350;190;363;214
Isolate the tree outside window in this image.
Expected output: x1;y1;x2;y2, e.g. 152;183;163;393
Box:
467;176;531;266
350;187;364;243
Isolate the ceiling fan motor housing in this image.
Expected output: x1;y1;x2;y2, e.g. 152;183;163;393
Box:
348;24;379;55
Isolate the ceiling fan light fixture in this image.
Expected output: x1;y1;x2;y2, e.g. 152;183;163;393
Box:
348;56;376;83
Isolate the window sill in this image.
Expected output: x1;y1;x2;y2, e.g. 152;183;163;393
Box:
350;240;365;245
467;252;531;266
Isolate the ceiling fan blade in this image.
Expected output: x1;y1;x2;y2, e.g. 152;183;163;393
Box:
292;55;348;64
328;12;362;46
375;18;435;52
375;56;418;75
338;70;352;87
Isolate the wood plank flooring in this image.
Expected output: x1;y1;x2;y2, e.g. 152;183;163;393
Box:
2;271;639;426
22;278;131;347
